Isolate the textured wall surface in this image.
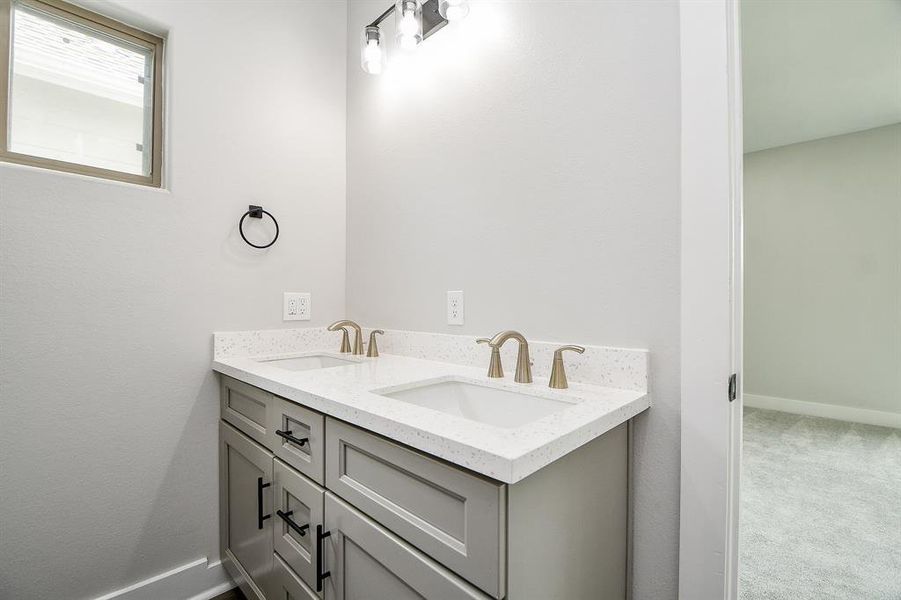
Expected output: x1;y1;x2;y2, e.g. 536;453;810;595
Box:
0;1;347;598
345;1;682;596
744;124;901;414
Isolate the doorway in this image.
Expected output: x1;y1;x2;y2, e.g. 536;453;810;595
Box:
738;1;901;598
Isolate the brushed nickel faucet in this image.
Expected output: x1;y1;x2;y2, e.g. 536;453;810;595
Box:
479;330;533;383
328;320;364;355
548;345;585;389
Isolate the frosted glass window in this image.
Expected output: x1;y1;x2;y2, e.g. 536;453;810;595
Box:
1;0;163;186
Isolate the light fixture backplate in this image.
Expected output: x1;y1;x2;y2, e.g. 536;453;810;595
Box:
421;0;448;39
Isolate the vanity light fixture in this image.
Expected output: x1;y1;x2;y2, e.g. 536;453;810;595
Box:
359;0;469;74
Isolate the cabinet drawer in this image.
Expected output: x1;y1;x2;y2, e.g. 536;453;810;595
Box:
270;552;319;600
269;396;325;485
274;458;324;593
322;492;489;600
325;418;506;598
221;375;272;447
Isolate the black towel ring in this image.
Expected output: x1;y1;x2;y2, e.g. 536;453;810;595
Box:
239;205;279;249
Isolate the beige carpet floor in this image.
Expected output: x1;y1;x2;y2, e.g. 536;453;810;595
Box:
740;408;901;599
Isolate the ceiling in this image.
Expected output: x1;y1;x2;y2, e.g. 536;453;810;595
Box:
741;0;901;153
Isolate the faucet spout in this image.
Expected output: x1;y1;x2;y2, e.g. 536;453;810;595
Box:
487;330;532;384
488;330;527;347
328;320;364;355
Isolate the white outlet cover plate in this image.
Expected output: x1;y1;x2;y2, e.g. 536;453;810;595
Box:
447;290;464;325
284;292;311;321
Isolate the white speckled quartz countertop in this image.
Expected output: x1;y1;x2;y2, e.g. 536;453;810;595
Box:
212;328;650;483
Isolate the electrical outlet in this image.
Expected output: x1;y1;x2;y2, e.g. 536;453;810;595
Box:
284;292;311;321
447;290;464;325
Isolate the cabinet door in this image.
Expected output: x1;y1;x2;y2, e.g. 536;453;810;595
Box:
274;458;324;592
269;552;319;600
220;421;274;600
321;493;489;600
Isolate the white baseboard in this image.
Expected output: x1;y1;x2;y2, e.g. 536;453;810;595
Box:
743;393;901;429
93;557;235;600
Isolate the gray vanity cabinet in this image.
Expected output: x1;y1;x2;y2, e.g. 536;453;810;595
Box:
321;493;487;600
220;421;274;600
219;374;629;600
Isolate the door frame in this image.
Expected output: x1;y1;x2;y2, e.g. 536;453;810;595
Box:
678;0;744;598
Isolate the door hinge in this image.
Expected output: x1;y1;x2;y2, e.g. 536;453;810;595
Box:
728;373;737;402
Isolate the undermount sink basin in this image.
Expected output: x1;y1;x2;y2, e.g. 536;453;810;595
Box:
379;379;574;428
257;354;359;372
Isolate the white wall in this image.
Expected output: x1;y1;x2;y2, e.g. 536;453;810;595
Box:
0;1;347;598
345;1;682;597
744;123;901;417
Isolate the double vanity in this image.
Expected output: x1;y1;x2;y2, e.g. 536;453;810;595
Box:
212;324;649;600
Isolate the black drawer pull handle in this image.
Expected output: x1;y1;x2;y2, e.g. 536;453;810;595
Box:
257;477;271;530
276;429;309;447
316;524;332;591
277;510;309;536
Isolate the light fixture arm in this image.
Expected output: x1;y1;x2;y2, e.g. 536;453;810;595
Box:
367;4;395;28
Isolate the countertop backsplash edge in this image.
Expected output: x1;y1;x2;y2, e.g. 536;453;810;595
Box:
213;326;648;393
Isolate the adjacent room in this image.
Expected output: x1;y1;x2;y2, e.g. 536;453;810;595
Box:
740;1;901;598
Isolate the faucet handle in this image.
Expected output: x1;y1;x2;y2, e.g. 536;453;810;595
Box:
334;326;351;353
476;338;504;378
367;330;385;358
554;345;585;358
549;345;585;389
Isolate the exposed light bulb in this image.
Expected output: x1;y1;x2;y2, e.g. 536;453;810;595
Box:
363;40;383;74
360;26;386;75
399;14;418;37
439;0;469;21
395;0;422;50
